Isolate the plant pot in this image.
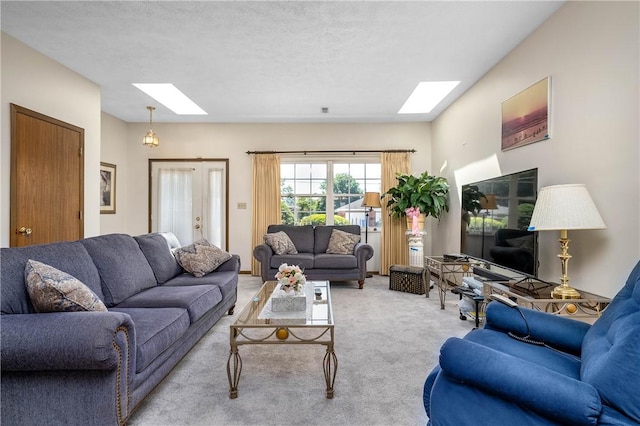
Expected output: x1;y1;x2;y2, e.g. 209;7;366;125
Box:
406;214;425;232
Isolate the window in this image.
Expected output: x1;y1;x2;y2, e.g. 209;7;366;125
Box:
280;160;382;229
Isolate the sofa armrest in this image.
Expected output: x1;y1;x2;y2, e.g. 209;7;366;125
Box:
253;244;274;281
439;337;602;425
354;242;374;264
215;254;241;273
485;301;590;355
1;311;135;371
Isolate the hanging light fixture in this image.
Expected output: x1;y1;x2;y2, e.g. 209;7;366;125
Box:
142;106;159;148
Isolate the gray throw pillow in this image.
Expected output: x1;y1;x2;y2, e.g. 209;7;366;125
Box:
326;229;360;254
264;231;298;255
174;239;232;277
24;259;107;313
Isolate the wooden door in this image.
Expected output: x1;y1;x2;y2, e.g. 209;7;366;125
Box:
10;104;84;247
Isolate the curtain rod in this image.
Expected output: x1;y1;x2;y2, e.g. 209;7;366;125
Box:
246;149;416;155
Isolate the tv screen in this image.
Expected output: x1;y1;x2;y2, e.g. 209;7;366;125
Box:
461;168;538;276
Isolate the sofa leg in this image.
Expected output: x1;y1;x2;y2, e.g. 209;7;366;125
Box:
358;280;364;289
228;304;236;315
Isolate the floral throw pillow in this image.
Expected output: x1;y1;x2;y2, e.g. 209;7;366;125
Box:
326;229;360;255
174;239;232;277
24;259;107;313
264;231;298;255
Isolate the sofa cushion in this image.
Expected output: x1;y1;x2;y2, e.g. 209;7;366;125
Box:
314;253;358;269
269;253;315;272
326;229;360;254
314;225;361;254
109;307;190;373
24;260;107;313
174;240;232;277
580;262;640;422
81;234;157;307
1;241;103;314
134;233;183;284
267;225;314;253
264;231;298;255
164;270;238;300
114;285;222;323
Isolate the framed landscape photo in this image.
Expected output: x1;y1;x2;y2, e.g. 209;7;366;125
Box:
501;76;550;151
100;162;116;214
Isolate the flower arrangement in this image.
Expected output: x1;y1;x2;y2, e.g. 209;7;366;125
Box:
275;263;306;293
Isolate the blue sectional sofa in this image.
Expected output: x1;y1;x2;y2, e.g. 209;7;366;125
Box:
423;260;640;425
1;233;239;426
253;224;374;289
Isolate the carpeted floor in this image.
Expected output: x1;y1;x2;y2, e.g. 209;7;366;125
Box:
127;274;473;426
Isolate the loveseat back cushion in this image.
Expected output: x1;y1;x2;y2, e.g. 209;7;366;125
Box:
580;260;640;422
81;234;158;307
134;233;183;284
267;225;314;253
314;225;361;254
1;241;103;314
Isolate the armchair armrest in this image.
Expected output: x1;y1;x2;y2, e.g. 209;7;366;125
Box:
354;242;373;265
439;337;601;425
485;301;591;355
1;311;135;371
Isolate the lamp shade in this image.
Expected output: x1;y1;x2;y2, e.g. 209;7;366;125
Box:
528;184;605;231
479;194;498;210
362;192;382;208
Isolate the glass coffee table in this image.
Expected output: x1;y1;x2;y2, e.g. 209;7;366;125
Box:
226;280;337;399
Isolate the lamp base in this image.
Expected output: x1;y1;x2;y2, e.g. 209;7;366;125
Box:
551;285;581;299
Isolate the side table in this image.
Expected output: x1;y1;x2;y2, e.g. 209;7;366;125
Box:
425;256;484;309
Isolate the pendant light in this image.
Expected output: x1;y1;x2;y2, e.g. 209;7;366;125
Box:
142;106;159;148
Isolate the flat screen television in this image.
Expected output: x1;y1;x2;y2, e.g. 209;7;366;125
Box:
461;168;538;276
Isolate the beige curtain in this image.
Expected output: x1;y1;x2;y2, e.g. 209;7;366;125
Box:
380;152;411;275
251;154;281;275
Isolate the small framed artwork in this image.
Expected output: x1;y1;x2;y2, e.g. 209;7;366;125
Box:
501;76;550;151
100;162;116;214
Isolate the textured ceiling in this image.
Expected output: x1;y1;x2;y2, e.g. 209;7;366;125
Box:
1;1;564;123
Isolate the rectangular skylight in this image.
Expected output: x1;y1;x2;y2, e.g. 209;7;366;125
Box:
133;83;207;115
398;81;460;114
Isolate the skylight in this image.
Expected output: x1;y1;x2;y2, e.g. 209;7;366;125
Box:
133;83;207;115
398;81;460;114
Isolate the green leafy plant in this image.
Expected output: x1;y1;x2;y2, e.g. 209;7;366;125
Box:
382;171;450;220
461;185;485;224
299;214;350;226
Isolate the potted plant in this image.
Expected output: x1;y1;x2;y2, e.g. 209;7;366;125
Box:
382;171;450;222
461;184;485;226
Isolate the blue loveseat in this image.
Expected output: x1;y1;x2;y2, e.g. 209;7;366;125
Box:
1;233;239;425
424;260;640;425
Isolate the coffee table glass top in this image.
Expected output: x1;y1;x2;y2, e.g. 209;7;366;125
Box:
234;281;333;326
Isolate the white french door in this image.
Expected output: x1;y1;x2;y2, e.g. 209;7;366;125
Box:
150;160;228;249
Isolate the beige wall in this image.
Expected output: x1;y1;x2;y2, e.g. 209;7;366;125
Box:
431;1;639;297
110;122;431;269
1;33;102;246
100;112;129;235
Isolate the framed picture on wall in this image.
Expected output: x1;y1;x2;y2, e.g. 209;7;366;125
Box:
100;162;116;214
501;76;550;151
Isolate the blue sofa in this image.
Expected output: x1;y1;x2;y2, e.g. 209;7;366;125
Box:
1;233;240;425
424;260;640;425
253;224;374;289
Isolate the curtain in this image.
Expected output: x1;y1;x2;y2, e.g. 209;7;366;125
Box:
158;168;194;246
380;152;411;275
251;154;281;276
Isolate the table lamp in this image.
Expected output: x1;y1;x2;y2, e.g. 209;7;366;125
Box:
528;184;605;299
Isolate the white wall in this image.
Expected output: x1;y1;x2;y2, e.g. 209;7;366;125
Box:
0;33;102;245
100;112;129;235
431;1;640;297
101;122;431;271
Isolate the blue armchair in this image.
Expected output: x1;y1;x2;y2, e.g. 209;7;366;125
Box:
423;261;640;425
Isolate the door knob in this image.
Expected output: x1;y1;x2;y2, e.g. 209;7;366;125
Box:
194;224;201;230
17;227;32;236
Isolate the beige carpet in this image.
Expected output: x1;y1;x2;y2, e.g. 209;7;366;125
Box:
127;274;473;426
